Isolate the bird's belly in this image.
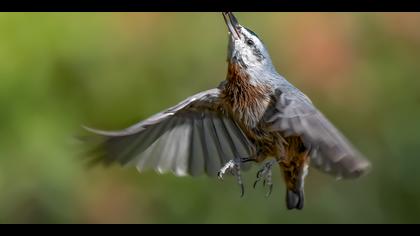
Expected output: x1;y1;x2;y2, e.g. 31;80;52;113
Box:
225;100;283;158
247;130;308;170
242;125;286;161
230;98;271;129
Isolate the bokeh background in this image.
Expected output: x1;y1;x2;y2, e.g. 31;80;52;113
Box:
0;12;420;223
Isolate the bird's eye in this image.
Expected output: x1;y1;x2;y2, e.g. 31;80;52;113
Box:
246;39;254;46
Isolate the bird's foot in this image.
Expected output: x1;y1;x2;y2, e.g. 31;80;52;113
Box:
218;158;253;197
253;159;278;197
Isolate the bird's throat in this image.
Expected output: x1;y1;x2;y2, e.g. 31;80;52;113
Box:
222;63;272;128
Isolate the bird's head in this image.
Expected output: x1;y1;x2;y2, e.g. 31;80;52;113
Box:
223;12;273;72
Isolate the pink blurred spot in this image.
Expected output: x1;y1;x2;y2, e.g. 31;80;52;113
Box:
272;13;357;92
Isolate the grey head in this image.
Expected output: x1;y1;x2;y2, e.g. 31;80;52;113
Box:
223;12;282;87
223;12;274;72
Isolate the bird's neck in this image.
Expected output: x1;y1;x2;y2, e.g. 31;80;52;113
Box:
221;63;273;128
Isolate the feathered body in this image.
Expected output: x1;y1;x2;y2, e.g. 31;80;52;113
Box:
84;13;370;210
220;58;310;209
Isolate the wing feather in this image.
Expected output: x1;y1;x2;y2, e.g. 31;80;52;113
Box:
265;90;371;179
85;88;256;177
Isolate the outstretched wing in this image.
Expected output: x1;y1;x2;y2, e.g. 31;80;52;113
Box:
265;90;371;179
84;88;256;177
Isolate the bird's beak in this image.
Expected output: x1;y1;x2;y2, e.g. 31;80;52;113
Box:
223;12;241;40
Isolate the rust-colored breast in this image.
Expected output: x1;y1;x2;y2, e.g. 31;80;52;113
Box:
221;63;272;129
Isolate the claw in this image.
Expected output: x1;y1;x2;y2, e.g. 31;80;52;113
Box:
253;168;265;188
217;171;223;180
266;184;273;198
253;180;258;189
253;159;277;197
218;158;246;197
235;162;244;197
256;169;263;178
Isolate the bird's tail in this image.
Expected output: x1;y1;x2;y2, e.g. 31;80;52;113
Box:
286;189;304;210
280;136;310;210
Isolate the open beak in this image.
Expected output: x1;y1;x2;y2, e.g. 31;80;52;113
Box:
223;12;241;40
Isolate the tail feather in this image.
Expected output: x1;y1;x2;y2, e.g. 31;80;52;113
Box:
286;189;304;210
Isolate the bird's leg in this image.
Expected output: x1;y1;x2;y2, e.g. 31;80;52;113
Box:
239;157;258;163
253;159;278;197
218;157;253;197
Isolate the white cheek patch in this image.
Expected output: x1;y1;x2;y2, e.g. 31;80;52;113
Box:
242;48;259;66
243;53;251;64
234;40;244;51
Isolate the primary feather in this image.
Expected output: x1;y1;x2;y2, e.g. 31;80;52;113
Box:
84;89;256;177
264;89;371;179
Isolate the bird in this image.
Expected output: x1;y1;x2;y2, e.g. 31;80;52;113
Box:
84;12;371;210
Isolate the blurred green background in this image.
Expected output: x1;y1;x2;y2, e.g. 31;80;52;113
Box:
0;12;420;223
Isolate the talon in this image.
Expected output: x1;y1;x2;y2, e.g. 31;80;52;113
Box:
253;159;277;197
253;179;259;189
218;158;246;197
240;184;245;198
256;169;263;178
266;184;273;198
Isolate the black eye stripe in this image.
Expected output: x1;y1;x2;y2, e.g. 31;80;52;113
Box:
243;33;265;62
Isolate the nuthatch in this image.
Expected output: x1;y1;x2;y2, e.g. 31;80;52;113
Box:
85;12;371;210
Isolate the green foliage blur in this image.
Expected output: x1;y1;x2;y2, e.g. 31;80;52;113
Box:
1;13;420;223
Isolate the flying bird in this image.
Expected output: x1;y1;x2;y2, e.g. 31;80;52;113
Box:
84;12;371;210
